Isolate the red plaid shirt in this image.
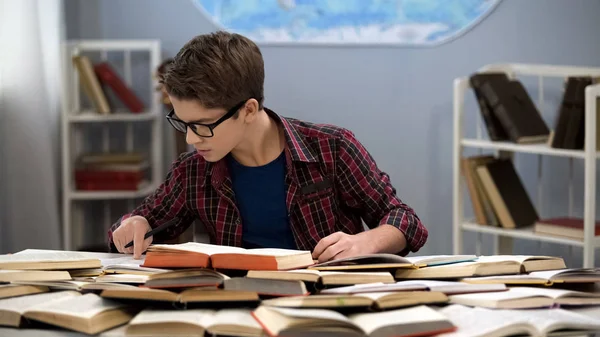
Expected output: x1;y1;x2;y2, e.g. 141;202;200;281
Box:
108;109;428;255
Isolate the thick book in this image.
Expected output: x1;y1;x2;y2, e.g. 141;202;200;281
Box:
246;269;395;286
322;280;506;296
448;286;600;309
469;72;510;141
142;242;314;270
476;158;539;229
223;277;310;297
252;305;457;337
438;304;600;337
94;62;145;113
142;268;228;289
475;255;566;272
308;254;477;271
0;251;101;270
0;269;72;282
0;291;134;334
461;155;500;226
534;217;600;240
394;259;521;279
72;55;111;115
551;76;593;149
0;284;48;299
474;73;550;143
100;287;259;305
462;268;600;286
125;308;263;337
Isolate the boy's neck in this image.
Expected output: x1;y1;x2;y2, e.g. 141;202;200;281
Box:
230;110;284;167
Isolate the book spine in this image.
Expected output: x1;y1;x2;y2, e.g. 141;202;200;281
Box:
94;63;145;113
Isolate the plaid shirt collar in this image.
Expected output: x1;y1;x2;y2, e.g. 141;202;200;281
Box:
202;108;318;188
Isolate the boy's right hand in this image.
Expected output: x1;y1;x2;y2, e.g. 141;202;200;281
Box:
112;216;153;259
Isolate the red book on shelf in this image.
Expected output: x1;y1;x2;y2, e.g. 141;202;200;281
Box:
74;170;144;182
94;62;145;113
534;217;600;240
75;180;141;191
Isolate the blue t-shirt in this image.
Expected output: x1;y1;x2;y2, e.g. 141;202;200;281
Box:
227;151;297;250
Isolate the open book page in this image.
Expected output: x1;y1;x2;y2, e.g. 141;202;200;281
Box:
234;248;310;256
0;251;99;263
405;255;477;266
266;306;352;323
130;309;215;326
449;288;547;303
26;293;127;319
208;309;262;330
435;304;537;337
507;286;600;299
0;291;80;314
499;308;600;335
100;255;144;267
320;281;427;294
398;280;507;293
461;274;550;283
476;255;550;263
14;249;123;260
348;305;450;336
149;242;246;255
528;268;600;280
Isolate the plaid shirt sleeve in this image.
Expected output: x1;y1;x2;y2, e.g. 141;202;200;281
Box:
335;129;428;255
107;153;195;252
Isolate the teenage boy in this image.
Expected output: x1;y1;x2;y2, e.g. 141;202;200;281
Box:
108;31;428;261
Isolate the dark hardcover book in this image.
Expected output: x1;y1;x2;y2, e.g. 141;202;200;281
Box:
469;73;510;141
552;77;592;150
476;75;550;143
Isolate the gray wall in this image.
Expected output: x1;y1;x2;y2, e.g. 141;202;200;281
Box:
65;0;600;266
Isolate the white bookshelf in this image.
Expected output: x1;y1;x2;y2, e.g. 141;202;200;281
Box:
452;63;600;268
60;40;163;251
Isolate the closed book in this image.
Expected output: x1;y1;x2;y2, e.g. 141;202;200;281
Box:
469;72;510;141
94;62;145;113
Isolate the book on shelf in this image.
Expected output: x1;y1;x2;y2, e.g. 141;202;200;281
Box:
0;284;48;299
100;287;259;305
460;155;499;226
475;158;539;229
462;268;600;286
448;286;600;309
94;62;145;113
260;291;449;311
125;308;263;337
308;254;477;271
469;72;510;141
321;280;507;296
142;242;315;271
438;304;600;337
0;291;135;334
252;305;457;337
550;76;593;150
71;55;111;115
245;269;395;286
533;217;600;240
469;71;550;144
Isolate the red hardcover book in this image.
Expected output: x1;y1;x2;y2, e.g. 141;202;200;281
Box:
94;62;145;113
75;180;141;191
74;170;144;182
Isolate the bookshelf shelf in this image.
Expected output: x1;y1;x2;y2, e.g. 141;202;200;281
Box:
452;63;600;268
461;139;600;159
460;221;599;248
70;183;156;200
61;39;163;251
69;111;158;122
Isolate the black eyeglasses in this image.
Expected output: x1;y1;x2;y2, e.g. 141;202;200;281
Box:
166;99;250;138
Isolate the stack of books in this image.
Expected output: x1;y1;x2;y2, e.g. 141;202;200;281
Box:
74;152;148;191
1;244;600;336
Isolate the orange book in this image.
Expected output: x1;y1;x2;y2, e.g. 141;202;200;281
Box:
142;242;315;271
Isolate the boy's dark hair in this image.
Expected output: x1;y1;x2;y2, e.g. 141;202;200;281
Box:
161;31;265;110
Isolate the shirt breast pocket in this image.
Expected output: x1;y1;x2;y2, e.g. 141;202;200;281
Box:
298;178;338;233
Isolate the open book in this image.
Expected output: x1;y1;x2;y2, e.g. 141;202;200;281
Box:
0;269;72;282
394;259;521;279
475;255;566;272
309;254;476;271
252;305;456;337
321;280;506;296
462;268;600;286
126;308;263;337
100;287;259;305
246;269;394;286
0;291;134;334
0;251;101;270
436;304;600;337
0;284;48;299
143;268;229;289
448;286;600;309
143;242;314;270
261;291;448;311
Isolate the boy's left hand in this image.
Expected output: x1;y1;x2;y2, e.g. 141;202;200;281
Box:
311;231;375;263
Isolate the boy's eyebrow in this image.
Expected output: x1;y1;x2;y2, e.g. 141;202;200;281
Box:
188;118;215;123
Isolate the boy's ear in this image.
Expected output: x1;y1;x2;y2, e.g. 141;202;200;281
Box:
242;98;261;123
